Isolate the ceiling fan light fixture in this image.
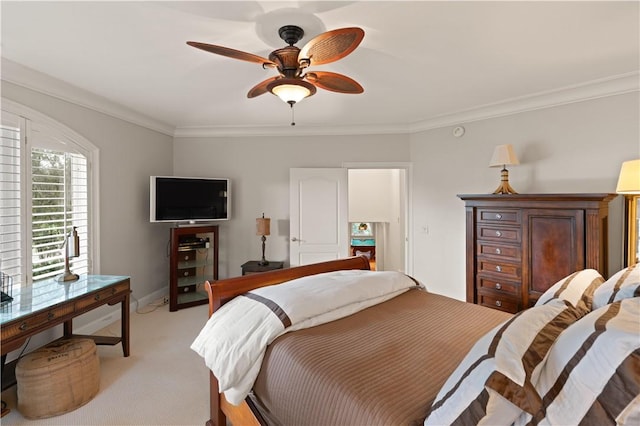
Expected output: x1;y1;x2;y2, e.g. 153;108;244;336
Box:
267;78;316;104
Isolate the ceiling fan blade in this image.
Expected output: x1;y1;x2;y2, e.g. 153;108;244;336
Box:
247;77;280;98
298;27;364;66
187;41;276;67
305;71;363;94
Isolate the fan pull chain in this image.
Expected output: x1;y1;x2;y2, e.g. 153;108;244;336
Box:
288;100;296;126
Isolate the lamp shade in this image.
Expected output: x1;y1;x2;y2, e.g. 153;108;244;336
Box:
616;159;640;194
256;217;271;236
489;144;520;168
267;78;317;104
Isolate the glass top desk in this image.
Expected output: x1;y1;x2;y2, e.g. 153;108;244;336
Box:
1;275;131;357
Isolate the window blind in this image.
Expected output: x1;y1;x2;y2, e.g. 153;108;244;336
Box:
31;148;88;281
0;122;22;287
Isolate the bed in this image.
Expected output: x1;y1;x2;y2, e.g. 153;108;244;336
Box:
192;256;640;426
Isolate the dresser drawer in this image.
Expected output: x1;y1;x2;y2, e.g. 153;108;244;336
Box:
1;304;74;340
477;224;521;243
478;292;520;314
477;209;520;225
477;241;521;261
478;276;520;296
478;259;521;280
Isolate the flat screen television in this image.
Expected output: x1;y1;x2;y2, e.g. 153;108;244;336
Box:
150;176;230;223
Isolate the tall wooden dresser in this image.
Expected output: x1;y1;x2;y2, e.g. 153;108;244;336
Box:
458;193;616;313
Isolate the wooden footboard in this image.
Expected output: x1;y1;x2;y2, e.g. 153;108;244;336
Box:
203;256;371;426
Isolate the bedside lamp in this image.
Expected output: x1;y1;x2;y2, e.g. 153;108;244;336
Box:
616;159;640;194
616;159;640;266
489;144;520;194
256;214;271;266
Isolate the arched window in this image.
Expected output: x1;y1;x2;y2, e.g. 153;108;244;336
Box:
1;100;99;289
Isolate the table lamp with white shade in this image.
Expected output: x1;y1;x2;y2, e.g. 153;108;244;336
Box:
489;144;520;194
616;159;640;265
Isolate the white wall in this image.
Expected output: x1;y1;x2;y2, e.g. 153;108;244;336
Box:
349;169;395;221
411;92;639;300
172;134;411;278
2;82;174;327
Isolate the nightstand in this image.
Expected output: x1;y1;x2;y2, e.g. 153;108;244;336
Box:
241;261;285;275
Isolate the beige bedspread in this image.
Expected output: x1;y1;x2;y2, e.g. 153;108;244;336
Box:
251;289;512;426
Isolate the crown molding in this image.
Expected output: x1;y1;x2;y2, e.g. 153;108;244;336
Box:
175;72;639;138
408;72;640;133
1;59;175;136
172;122;410;138
3;57;637;139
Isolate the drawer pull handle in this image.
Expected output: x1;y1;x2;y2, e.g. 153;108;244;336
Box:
184;255;190;261
496;213;502;220
183;287;189;293
495;283;502;290
496;265;502;272
495;300;503;307
183;272;189;276
495;248;501;254
19;322;27;331
495;231;502;237
47;312;55;320
95;294;101;301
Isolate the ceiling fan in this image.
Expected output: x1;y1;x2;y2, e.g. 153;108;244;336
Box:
187;25;364;124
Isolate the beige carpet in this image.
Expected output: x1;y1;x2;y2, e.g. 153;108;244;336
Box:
2;303;212;425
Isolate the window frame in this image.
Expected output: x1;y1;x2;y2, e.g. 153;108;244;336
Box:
1;99;100;285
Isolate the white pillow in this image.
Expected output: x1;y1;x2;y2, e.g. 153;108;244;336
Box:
593;263;640;310
535;269;604;313
516;297;640;425
424;299;584;425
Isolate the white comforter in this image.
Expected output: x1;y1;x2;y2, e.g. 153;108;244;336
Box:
191;269;420;405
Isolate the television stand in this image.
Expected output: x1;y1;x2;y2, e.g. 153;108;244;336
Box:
169;225;219;311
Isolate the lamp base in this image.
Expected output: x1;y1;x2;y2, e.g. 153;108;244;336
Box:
57;271;79;282
492;168;518;195
259;235;269;266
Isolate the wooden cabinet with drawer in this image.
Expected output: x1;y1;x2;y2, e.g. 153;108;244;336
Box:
459;193;616;313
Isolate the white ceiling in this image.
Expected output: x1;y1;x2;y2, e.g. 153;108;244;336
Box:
1;1;638;136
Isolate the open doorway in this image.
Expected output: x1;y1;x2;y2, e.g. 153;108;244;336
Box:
347;165;410;274
288;165;411;273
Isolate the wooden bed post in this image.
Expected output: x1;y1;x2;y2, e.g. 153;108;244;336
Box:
206;372;225;426
202;256;371;426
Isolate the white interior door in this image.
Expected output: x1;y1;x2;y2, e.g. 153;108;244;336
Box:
289;168;349;266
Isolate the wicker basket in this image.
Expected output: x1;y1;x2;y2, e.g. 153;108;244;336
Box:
16;338;100;419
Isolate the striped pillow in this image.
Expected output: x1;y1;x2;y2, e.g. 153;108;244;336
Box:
535;269;604;313
517;297;640;425
593;263;640;310
424;299;584;425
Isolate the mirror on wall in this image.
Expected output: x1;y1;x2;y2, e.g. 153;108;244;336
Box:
623;195;639;266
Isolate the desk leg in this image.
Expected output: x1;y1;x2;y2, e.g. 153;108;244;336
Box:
63;319;73;337
1;354;9;417
122;292;130;357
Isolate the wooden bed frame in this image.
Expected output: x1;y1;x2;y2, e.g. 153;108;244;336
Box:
203;256;371;426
